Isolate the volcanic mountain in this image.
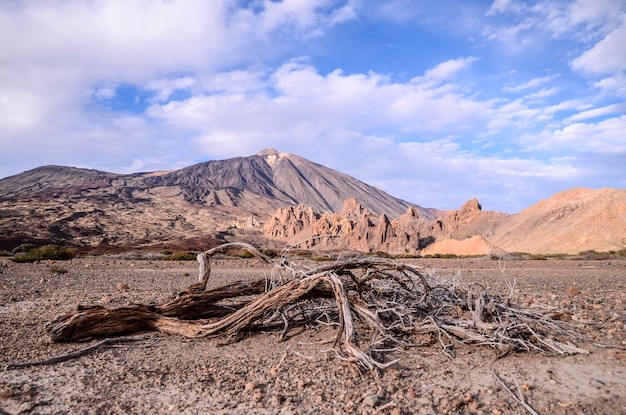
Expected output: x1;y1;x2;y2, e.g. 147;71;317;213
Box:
1;149;624;255
0;148;435;251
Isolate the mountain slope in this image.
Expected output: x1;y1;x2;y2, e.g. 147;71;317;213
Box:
490;187;626;254
0;149;432;250
263;188;626;255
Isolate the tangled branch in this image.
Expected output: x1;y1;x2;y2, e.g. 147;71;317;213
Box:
45;243;590;372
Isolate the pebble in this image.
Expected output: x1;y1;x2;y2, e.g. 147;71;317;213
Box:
362;394;380;407
244;381;259;391
116;283;130;291
406;387;416;399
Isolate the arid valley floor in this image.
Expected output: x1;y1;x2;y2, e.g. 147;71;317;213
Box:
1;256;625;414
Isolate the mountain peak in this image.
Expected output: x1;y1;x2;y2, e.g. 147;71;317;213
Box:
257;148;280;156
257;148;289;167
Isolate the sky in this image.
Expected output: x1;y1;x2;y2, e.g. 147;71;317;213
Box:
1;0;625;214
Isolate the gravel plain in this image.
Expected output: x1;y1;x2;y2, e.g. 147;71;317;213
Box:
1;256;625;414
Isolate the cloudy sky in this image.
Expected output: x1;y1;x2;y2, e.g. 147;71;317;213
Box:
1;0;625;213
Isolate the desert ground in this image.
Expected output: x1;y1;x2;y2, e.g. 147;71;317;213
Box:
1;255;625;414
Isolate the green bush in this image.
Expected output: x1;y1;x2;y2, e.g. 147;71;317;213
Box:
49;265;68;274
0;250;11;257
162;251;198;261
312;256;329;262
367;251;394;259
12;244;35;254
261;249;278;258
394;253;421;259
12;245;77;263
237;250;254;259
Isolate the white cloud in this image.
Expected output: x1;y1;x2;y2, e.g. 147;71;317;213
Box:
421;57;480;81
594;72;626;97
525;87;559;99
568;103;626;121
487;0;523;16
146;61;493;156
502;75;560;92
146;77;195;103
527;115;626;154
572;19;626;74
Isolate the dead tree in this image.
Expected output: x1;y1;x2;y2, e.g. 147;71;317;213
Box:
46;242;590;371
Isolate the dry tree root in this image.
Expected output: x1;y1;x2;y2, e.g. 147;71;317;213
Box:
44;242;591;373
4;337;153;371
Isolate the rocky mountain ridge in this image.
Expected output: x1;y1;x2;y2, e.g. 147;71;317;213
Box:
0;149;434;251
1;149;624;255
264;188;626;255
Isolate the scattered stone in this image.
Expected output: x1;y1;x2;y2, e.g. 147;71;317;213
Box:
0;388;15;398
252;389;264;402
406;387;416;399
565;286;580;296
244;381;259;391
116;283;130;291
362;394;380;407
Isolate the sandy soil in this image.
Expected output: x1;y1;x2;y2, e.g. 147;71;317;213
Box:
1;256;625;414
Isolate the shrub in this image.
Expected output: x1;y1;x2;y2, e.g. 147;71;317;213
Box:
12;245;77;263
237;250;254;259
162;251;198;261
49;265;68;274
261;249;278;258
0;250;11;257
368;251;394;259
395;253;421;259
312;256;329;262
12;244;35;254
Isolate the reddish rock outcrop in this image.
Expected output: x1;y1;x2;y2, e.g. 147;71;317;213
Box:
263;198;428;254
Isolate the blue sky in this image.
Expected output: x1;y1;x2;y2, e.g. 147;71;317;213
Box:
1;0;625;213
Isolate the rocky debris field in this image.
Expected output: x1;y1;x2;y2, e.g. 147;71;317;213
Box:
1;256;625;414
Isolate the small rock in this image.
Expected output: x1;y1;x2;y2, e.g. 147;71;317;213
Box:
116;283;130;291
296;378;306;390
390;408;402;415
362;394;380;407
565;286;580;296
0;388;15;398
451;397;464;409
252;389;264;402
432;387;446;397
100;295;112;304
244;381;259;391
590;379;604;389
406;387;416;399
416;396;431;406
